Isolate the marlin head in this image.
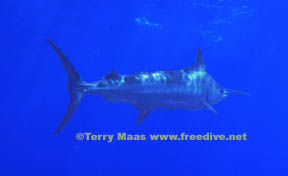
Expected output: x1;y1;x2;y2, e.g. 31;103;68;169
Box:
207;83;249;106
185;48;249;114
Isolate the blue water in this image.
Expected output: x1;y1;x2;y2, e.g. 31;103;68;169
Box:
2;0;288;175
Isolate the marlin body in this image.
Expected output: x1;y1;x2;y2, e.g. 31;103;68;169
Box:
47;40;248;135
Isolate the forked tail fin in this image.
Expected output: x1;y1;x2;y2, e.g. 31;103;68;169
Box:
47;39;85;135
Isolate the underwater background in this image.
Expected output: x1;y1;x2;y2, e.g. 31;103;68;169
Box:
1;0;288;175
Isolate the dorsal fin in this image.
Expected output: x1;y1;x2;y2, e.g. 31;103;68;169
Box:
195;48;206;70
104;70;118;80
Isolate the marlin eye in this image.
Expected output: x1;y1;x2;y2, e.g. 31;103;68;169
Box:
220;90;224;94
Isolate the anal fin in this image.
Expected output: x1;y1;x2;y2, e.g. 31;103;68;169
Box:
136;108;152;125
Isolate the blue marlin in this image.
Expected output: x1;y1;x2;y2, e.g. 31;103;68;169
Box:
47;40;249;135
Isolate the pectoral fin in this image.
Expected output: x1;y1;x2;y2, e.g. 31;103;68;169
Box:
203;102;218;114
136;108;152;125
